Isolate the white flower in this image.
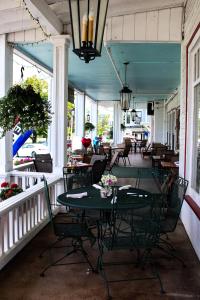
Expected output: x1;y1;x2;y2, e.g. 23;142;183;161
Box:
101;174;117;186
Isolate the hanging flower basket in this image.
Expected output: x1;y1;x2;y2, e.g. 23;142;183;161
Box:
0;85;52;137
84;122;95;132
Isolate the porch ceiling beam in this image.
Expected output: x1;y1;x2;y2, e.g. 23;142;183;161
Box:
0;20;36;35
25;0;63;35
0;0;21;11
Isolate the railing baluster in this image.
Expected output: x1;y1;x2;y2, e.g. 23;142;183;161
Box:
0;174;61;270
0;217;3;255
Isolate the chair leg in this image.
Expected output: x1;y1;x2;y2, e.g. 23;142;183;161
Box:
39;237;67;258
40;239;94;276
140;249;165;294
157;245;186;267
97;255;112;300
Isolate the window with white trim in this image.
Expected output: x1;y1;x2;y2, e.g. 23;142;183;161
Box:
193;48;200;193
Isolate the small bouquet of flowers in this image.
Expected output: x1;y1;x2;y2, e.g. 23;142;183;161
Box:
0;182;23;200
100;175;117;198
101;174;117;187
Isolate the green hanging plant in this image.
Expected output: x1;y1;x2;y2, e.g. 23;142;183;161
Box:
0;85;52;137
84;122;95;131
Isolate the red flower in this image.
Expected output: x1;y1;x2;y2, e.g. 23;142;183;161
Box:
10;183;18;189
1;182;9;188
5;189;13;198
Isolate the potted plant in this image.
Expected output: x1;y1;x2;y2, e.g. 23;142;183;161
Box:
0;182;23;200
0;85;52;137
84;122;95;132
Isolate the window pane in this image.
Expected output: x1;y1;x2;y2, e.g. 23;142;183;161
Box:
194;83;200;193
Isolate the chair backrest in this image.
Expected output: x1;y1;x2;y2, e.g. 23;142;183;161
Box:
107;151;119;171
34;154;53;173
139;139;148;148
63;166;71;192
90;154;106;165
92;159;107;184
43;176;55;232
164;176;188;232
124;138;132;147
97;193;161;252
122;145;131;157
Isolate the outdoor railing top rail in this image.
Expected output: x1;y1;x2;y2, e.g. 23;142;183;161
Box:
0;175;60;216
13;161;34;171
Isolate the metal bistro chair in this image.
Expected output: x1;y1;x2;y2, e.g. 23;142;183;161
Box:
158;176;189;266
63;165;88;191
91;159;107;184
97;192;164;299
34;153;53;173
105;151;119;174
117;145;131;166
40;177;95;277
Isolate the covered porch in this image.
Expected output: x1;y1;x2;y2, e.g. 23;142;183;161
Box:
0;0;200;298
0;154;200;299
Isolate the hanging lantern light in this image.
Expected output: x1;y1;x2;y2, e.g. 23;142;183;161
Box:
86;112;90;122
130;97;137;121
120;62;132;111
69;0;109;63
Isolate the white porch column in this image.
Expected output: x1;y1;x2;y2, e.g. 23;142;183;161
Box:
74;92;85;138
50;35;70;173
91;100;98;141
113;101;122;145
153;104;165;143
0;34;13;173
47;76;53;150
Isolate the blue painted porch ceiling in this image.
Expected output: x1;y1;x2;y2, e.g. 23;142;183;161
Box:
17;42;180;102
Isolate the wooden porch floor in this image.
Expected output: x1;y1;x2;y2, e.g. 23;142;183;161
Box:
0;153;200;300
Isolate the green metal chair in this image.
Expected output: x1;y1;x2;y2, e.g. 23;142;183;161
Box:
40;176;95;276
158;176;189;265
96;193;164;299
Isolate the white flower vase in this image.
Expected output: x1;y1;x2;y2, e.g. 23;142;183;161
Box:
100;186;112;198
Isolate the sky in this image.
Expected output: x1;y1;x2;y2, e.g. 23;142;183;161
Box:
13;54;50;84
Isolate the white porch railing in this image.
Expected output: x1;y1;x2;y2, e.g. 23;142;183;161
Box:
0;172;63;270
13;161;35;172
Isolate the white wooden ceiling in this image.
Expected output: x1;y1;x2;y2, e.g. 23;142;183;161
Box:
0;0;185;36
0;0;183;102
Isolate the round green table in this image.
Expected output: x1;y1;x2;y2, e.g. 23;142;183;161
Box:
57;186;151;210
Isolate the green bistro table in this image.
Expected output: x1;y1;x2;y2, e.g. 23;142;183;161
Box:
57;186;152;211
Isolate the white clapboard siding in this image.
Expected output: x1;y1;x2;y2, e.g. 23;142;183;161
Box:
105;6;183;42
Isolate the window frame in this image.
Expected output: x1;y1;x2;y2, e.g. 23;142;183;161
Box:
191;41;200;194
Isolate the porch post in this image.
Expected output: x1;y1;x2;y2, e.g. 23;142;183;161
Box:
0;34;13;173
154;103;165;143
74;91;85;138
91;100;98;141
50;35;70;173
113;101;122;145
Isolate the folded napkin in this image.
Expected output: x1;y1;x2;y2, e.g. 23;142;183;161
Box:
66;192;88;198
119;185;132;190
127;192;148;198
92;184;103;190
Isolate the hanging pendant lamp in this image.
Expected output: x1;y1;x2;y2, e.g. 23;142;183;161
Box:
69;0;109;63
120;62;132;111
